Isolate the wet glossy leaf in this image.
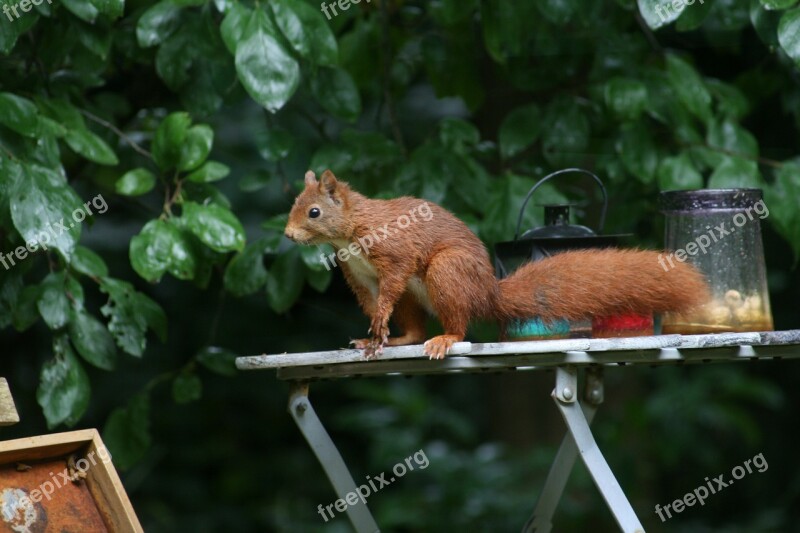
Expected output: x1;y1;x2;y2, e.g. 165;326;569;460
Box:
71;246;109;277
116;168;157;196
137;1;182;47
0;92;39;137
130;219;198;282
224;238;268;296
37;335;90;428
235;9;300;112
69;308;117;370
182;201;246;252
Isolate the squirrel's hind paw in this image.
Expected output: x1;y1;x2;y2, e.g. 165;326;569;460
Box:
423;335;461;360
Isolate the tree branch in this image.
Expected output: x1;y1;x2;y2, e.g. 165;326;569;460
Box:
79;109;152;160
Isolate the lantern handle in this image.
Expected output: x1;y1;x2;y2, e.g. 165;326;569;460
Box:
514;168;608;240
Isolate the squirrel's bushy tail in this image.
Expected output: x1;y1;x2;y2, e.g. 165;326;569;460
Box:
495;248;710;322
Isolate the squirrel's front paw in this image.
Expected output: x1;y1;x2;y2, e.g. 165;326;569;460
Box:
362;339;386;360
349;338;371;350
350;337;385;356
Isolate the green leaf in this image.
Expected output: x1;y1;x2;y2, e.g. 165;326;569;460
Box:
93;0;125;19
61;0;99;23
182;201;246;253
13;285;41;332
0;270;23;330
310;67;362;122
498;104;542;159
235;8;300;112
116;168;157;196
64;128;119;165
172;372;202;404
779;7;800;67
271;0;338;65
481;173;568;244
71;246;109;277
10;163;83;261
707;79;750;120
178;124;213;171
666;55;712;123
0;3;20;54
136;291;168;342
223;238;268;296
69;308;117;370
38;272;70;329
196;346;238;376
638;0;684;28
604;78;648;122
186;161;230;183
542;98;590;168
676;0;713;31
137;1;182;48
658;153;703;190
708;157;762;188
220;2;253;54
103;393;151;469
439;118;480;152
266;247;304;313
153;112;191;170
617;122;659;184
762;0;798;9
100;278;161;356
130;219;198;282
767;163;800;260
704;119;759;167
0;93;40;138
751;0;782;46
37;335;90;429
306;266;332;293
254;129;294;162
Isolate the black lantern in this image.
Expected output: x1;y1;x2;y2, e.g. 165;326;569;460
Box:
494;168;627;278
494;168;652;339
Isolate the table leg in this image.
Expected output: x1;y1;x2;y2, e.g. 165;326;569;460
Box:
523;367;604;532
551;367;645;532
288;382;380;533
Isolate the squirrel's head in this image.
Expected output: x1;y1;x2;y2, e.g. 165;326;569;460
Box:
284;170;353;244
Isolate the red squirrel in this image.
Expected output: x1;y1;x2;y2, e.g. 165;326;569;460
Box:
284;170;709;359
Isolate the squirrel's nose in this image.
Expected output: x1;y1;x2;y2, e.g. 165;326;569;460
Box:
284;230;295;241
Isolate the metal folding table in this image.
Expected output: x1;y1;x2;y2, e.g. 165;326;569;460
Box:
236;330;800;533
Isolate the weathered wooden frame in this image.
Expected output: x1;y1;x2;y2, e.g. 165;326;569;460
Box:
0;429;143;533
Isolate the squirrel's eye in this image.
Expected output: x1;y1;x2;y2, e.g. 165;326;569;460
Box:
309;207;321;219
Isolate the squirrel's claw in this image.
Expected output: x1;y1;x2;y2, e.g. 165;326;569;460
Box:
423;335;459;360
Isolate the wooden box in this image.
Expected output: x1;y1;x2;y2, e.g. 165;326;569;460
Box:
0;429;142;533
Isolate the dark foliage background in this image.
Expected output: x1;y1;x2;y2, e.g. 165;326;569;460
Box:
1;0;800;531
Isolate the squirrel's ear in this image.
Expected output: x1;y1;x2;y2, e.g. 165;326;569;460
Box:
304;170;317;187
319;170;338;198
